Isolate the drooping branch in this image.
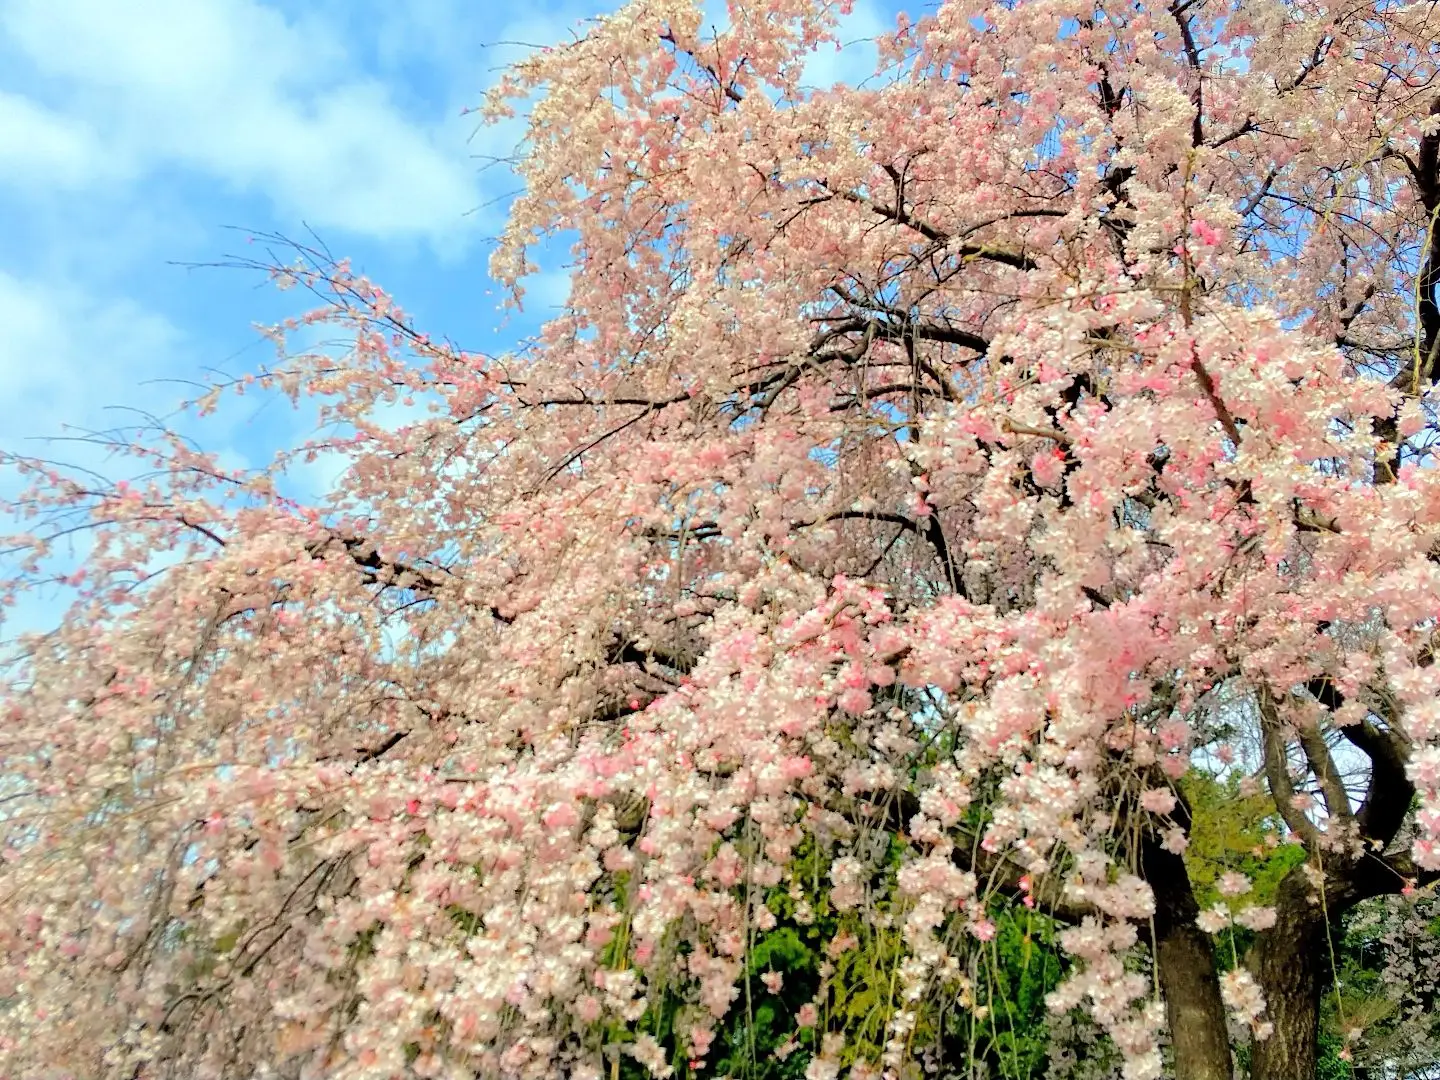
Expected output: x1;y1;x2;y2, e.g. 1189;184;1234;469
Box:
659;26;745;105
304;532;451;596
799;509;964;596
816;183;1040;270
818;313;991;360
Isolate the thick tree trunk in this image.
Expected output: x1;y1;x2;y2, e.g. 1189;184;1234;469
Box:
1246;870;1327;1080
1144;833;1233;1080
1156;919;1234;1080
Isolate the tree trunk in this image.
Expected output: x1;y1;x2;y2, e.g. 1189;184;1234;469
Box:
1145;832;1233;1080
1247;869;1327;1080
1156;919;1234;1080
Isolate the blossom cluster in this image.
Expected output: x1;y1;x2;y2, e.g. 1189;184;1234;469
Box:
4;0;1440;1077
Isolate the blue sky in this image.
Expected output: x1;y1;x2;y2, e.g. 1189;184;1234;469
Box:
0;0;892;633
0;0;595;461
0;0;891;457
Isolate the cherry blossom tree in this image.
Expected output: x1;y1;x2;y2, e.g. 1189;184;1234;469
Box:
4;0;1440;1077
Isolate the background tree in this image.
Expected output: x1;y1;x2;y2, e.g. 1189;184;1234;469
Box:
3;0;1440;1078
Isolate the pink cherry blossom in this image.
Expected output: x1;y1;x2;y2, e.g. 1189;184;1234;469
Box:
1139;788;1178;816
1;2;1438;1078
1217;872;1252;898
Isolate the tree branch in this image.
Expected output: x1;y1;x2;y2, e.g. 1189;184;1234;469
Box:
1258;684;1322;846
818;184;1038;270
1294;720;1352;825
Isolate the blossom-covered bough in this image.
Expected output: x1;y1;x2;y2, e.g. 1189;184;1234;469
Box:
4;0;1440;1077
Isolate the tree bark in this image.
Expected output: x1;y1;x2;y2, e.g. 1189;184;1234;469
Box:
1156;920;1234;1080
1144;832;1233;1080
1246;868;1327;1080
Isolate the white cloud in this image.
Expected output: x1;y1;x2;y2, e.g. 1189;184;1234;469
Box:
0;0;484;248
0;270;187;443
0;272;186;640
0;268;346;507
0;91;101;189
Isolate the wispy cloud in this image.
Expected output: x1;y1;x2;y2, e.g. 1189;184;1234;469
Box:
0;0;484;248
0;0;903;521
0;0;909;646
0;91;100;191
0;270;188;443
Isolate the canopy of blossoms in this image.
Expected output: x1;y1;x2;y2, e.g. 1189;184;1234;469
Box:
2;1;1440;1079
